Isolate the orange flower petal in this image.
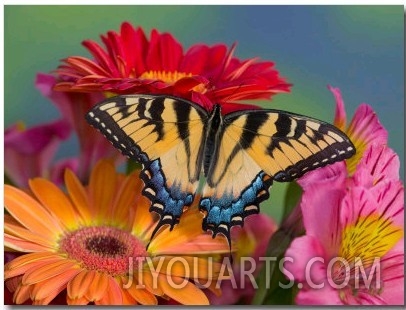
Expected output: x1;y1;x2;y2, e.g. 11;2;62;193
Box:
67;269;94;299
150;256;222;279
158;274;209;305
29;178;78;229
4;185;63;237
88;160;117;222
14;284;32;304
116;276;138;305
5;252;60;268
132;195;155;239
64;169;92;224
30;267;81;303
5;234;54;252
22;259;79;285
84;271;109;302
155;234;228;256
141;271;164;297
67;295;89;305
121;288;137;305
5;253;62;279
126;278;158;305
111;171;141;228
94;276;123;305
148;208;205;251
5;221;56;249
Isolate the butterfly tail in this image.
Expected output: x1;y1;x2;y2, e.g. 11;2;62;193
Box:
146;217;177;250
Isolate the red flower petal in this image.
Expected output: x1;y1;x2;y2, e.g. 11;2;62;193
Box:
54;22;291;111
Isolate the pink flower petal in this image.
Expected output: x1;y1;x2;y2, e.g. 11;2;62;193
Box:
4;119;70;154
284;236;327;284
370;180;404;228
297;168;346;256
353;144;400;187
328;85;347;131
379;250;404;305
348;104;388;147
297;161;347;192
4;119;71;188
36;73;122;181
295;284;342;305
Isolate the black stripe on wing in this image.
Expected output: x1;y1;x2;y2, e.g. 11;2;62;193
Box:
223;109;356;182
86;96;146;161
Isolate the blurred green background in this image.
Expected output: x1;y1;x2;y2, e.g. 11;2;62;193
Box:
4;5;404;223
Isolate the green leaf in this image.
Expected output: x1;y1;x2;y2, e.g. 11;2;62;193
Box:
252;230;292;305
282;181;302;220
252;182;303;305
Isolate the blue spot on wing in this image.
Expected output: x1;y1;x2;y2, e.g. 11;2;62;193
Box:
140;159;195;242
199;171;273;244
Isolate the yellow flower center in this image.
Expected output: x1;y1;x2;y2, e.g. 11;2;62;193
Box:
60;226;148;276
139;70;206;93
140;70;192;83
339;214;402;264
334;213;403;302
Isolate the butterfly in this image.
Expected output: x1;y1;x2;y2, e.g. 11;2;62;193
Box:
86;94;355;245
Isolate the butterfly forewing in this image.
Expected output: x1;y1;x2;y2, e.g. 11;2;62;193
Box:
86;95;209;237
223;109;355;181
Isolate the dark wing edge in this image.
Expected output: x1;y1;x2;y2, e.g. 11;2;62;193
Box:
199;172;273;246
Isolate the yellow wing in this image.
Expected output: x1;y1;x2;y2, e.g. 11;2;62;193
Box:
86;95;208;237
200;109;355;242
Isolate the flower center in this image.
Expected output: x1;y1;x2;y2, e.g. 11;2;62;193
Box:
334;214;402;302
139;70;206;93
60;226;148;276
140;70;192;83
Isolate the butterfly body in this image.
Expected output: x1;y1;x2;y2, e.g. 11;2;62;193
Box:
86;95;355;244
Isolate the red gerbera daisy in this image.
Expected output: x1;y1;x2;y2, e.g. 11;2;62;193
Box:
54;22;290;113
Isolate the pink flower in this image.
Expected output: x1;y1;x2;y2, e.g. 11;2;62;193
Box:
352;144;400;187
53;22;291;114
36;73;124;181
206;214;278;305
328;86;388;174
4;119;74;188
284;147;404;305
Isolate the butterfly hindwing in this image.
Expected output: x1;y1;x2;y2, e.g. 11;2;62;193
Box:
86;95;209;236
200;109;355;240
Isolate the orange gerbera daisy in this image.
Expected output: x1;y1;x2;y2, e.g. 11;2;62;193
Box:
4;160;228;305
